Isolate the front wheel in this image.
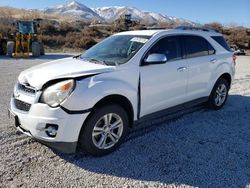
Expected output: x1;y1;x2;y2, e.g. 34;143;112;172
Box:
79;104;129;156
208;78;229;110
7;41;14;57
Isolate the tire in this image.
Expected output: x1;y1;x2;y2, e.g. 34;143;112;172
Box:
40;42;45;55
32;42;40;57
0;40;7;55
7;41;14;57
79;104;129;156
208;78;229;110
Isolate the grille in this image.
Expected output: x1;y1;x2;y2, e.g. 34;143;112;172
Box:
18;83;36;95
14;99;31;112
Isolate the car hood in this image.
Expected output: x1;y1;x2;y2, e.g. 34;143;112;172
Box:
18;57;115;89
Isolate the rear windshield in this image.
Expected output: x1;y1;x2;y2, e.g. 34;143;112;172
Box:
211;36;231;51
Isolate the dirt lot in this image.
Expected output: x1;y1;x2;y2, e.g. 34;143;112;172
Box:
0;54;250;188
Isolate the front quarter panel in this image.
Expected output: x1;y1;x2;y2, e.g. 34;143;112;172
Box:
61;66;139;121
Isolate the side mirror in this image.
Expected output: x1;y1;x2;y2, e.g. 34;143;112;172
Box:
144;53;167;64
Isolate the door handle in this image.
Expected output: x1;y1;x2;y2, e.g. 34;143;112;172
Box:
210;59;217;63
177;67;187;72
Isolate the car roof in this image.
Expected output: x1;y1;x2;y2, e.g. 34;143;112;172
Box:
115;29;222;37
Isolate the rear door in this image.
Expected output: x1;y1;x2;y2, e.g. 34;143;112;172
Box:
182;35;216;101
140;36;188;117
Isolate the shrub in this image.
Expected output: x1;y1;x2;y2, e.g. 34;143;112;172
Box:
59;23;78;36
73;37;97;49
42;35;66;47
41;24;58;35
204;22;224;33
82;27;102;38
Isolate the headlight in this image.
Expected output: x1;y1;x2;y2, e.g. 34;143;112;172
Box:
40;79;75;107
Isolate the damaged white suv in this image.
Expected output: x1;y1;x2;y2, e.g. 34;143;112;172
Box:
9;27;235;156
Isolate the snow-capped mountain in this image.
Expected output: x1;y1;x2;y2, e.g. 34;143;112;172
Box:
44;1;196;25
45;1;102;21
93;6;173;24
155;14;196;26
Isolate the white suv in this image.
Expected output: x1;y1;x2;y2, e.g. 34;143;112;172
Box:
9;27;236;156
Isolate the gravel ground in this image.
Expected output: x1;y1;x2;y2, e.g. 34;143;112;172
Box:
0;54;250;188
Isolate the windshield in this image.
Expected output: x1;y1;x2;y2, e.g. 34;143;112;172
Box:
18;22;35;34
80;35;150;65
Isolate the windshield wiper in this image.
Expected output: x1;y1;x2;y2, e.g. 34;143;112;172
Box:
73;54;81;59
89;58;107;65
80;57;118;66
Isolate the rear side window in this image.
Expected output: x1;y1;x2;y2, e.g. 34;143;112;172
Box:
148;36;182;62
184;36;215;58
211;36;231;51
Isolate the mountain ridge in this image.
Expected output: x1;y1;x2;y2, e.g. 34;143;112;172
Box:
44;1;196;26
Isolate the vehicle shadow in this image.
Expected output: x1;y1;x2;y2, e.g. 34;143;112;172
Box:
59;94;250;187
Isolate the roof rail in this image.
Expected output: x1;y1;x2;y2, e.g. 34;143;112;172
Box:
175;26;217;32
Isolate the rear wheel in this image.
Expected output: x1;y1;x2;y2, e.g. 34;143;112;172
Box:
208;78;229;110
79;104;129;156
7;41;14;57
32;42;40;57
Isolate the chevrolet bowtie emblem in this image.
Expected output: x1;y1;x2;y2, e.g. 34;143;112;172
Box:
20;76;29;85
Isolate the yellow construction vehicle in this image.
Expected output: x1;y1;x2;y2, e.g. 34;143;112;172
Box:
7;20;45;57
0;32;7;55
113;14;139;32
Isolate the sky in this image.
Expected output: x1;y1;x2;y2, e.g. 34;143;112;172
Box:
0;0;250;27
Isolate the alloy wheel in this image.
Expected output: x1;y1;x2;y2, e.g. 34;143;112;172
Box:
214;83;227;106
92;113;123;150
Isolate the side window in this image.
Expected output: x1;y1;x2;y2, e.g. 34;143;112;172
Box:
184;36;215;58
211;36;231;52
148;36;182;62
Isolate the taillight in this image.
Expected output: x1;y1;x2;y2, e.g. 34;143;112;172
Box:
232;54;237;66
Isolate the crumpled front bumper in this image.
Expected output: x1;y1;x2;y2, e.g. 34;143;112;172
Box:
9;97;90;153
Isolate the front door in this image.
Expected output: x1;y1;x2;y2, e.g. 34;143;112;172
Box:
140;36;188;117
